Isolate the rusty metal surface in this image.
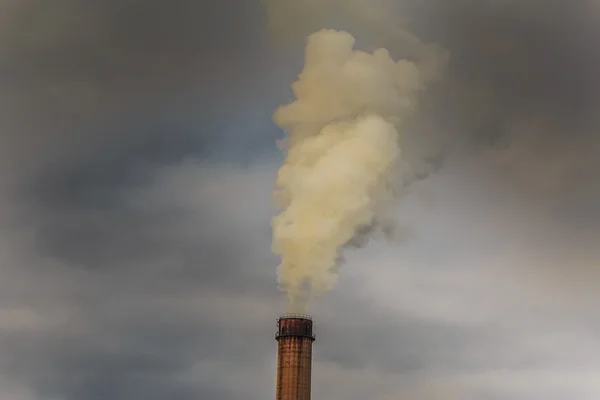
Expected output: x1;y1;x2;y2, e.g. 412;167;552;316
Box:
275;316;314;400
276;316;315;341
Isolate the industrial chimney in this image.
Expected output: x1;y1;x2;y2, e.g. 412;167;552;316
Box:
275;314;315;400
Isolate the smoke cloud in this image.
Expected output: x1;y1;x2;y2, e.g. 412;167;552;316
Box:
270;27;446;312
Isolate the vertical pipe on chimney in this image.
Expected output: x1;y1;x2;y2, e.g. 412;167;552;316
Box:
275;314;315;400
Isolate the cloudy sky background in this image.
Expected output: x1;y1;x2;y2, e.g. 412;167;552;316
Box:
0;0;599;399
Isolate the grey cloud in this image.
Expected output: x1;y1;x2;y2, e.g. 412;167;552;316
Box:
0;165;280;400
1;152;600;400
0;0;277;187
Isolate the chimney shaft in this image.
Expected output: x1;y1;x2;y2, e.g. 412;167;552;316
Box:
275;314;315;400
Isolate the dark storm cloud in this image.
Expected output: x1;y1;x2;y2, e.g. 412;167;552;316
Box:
412;1;600;237
416;0;600;176
1;0;281;272
0;0;278;186
401;0;600;144
0;2;281;399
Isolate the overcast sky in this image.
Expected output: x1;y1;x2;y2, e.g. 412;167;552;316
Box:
1;1;599;399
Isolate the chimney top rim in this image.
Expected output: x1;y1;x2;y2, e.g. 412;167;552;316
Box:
278;313;312;321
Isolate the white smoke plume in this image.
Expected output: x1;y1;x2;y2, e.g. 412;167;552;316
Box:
271;28;446;312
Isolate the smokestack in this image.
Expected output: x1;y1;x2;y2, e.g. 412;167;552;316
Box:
275;314;315;400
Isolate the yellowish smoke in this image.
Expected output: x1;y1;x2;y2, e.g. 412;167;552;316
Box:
271;29;440;312
263;0;447;82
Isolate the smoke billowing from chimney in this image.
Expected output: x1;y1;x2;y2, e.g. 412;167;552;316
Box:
267;2;448;313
